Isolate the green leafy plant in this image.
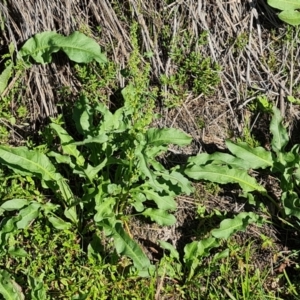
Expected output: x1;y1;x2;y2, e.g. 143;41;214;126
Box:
185;105;300;223
267;0;300;25
0;31;107;94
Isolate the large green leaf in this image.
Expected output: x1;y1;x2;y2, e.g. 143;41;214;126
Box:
142;189;177;210
184;237;219;280
16;203;41;229
142;208;176;226
0;269;25;300
270;107;289;153
225;140;273;169
211;212;259;239
279;10;300;25
50;123;85;166
282;191;300;219
187;152;250;170
146;128;192;146
158;241;180;260
184;164;266;193
0;146;61;182
267;0;300;10
104;222;151;274
72;95;94;136
158;168;194;195
1;199;30;211
0;146;77;221
19;31;107;64
0;62;13;94
28;277;47;300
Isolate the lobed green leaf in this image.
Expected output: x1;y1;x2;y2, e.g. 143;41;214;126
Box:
50;123;85;166
146;128;192;147
142;208;176;226
184;164;266;193
104;222;151;274
211;212;260;239
19;31;107;64
225;140;273;169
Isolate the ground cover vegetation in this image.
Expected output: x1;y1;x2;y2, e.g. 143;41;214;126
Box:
1;0;300;299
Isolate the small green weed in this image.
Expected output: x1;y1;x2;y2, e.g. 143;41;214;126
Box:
160;31;221;107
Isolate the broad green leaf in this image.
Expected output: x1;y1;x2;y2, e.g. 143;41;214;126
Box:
267;0;300;10
0;269;25;300
0;217;21;250
185;164;266;193
158;168;194;195
28;277;47;300
225;140;273;169
48;216;72;230
50;123;85;166
0;146;61;182
158;241;180;260
71;134;108;146
212;249;229;262
184;237;219;280
1;199;30;211
19;31;107;64
287;95;300;105
8;246;28;257
64;207;78;224
73;95;93;136
94;197;116;222
142;208;176;226
0;147;76;211
82;159;108;181
135;149;156;184
184;237;219;262
211;212;259;239
16;203;41;229
187;153;211;165
142;189;177;210
187;152;250;169
146;128;192;146
279;10;300;25
0;62;13;94
103;222;151;273
270;107;289;153
282;191;300;219
47;151;74;167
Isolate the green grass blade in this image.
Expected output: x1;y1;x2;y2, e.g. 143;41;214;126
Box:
184;164;266;193
270;107;289;153
225;140;273;169
0;146;61;182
